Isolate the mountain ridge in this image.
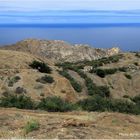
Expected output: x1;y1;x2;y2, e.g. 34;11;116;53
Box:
1;39;120;62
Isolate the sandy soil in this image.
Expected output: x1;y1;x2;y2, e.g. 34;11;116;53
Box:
0;108;140;139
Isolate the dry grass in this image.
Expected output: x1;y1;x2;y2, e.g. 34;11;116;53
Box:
0;108;140;139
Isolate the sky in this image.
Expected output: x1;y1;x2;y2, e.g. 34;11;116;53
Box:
0;0;140;24
1;0;140;11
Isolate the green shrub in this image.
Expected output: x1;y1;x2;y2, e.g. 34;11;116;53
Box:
0;95;35;109
118;67;128;72
94;69;106;78
14;76;21;81
131;95;140;105
76;69;87;79
71;69;110;97
109;99;139;114
38;96;74;112
92;67;128;78
85;78;96;95
94;86;110;97
84;77;110;97
30;60;52;73
77;95;110;112
8;76;21;87
59;70;82;93
36;75;54;84
56;55;123;72
78;96;140;115
124;74;132;79
24;119;39;134
104;68;118;75
90;67;127;78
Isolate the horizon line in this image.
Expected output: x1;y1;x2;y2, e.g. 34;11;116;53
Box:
1;23;140;28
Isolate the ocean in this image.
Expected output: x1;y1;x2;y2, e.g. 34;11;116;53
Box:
0;24;140;51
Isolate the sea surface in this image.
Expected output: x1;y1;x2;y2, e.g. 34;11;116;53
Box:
0;24;140;51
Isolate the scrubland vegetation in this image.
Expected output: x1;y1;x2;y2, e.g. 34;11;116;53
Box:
59;70;82;93
29;60;52;73
91;67;128;78
0;54;139;115
36;75;54;84
0;94;140;115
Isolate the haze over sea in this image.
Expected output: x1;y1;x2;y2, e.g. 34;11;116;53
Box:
0;0;140;51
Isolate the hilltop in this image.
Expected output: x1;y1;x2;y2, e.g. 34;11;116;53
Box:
1;39;120;62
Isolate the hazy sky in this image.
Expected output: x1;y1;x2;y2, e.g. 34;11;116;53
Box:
0;0;140;24
0;0;140;11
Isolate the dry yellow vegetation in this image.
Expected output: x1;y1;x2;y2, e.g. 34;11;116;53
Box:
0;108;140;139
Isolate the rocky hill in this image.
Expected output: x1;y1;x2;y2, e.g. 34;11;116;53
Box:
0;40;140;139
1;39;120;62
0;41;139;101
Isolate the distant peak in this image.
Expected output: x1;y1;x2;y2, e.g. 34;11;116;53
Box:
2;39;121;62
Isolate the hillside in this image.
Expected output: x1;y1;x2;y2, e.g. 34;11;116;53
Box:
0;41;140;139
0;108;140;139
1;39;120;62
0;49;139;101
57;52;140;99
0;50;78;102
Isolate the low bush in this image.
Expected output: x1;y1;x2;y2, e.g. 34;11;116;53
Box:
59;70;82;93
38;96;74;112
109;99;139;114
75;69;87;79
30;60;52;73
77;95;111;112
94;86;110;97
124;74;132;79
71;69;110;97
92;67;128;78
81;54;123;67
24;119;39;134
131;95;140;105
118;67;128;72
85;77;96;95
15;87;27;94
0;94;139;114
0;95;35;109
8;76;21;87
94;69;106;78
36;75;54;84
135;52;140;58
104;68;118;75
84;77;110;97
78;96;140;114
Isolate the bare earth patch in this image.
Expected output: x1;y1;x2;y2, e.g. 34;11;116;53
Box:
0;108;140;139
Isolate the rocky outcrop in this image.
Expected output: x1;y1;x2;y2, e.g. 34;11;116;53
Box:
1;39;121;62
